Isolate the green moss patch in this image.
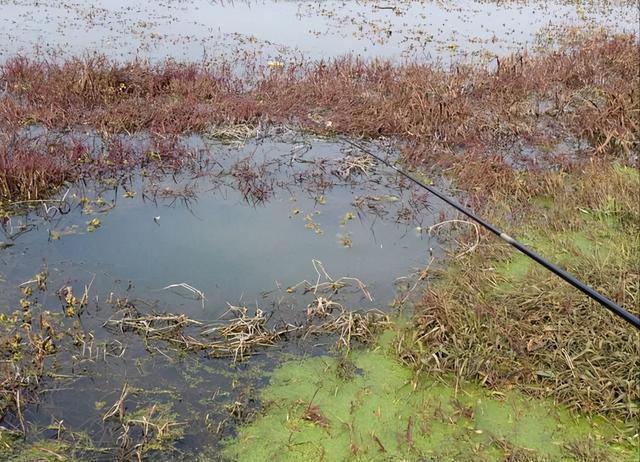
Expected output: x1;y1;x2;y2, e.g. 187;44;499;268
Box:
223;347;633;461
495;229;612;281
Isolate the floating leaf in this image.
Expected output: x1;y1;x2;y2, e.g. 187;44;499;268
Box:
95;401;107;410
339;233;353;248
86;217;101;232
340;211;355;225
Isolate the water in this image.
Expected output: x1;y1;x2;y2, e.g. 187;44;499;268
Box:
2;138;439;314
0;0;636;62
0;137;446;457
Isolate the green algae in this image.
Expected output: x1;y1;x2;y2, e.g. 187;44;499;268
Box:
496;208;626;284
497;164;638;284
495;229;608;282
1;440;70;462
223;345;633;462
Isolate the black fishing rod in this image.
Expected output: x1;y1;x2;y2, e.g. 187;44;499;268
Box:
341;137;640;330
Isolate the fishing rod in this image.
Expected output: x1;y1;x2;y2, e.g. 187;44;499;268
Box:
340;137;640;330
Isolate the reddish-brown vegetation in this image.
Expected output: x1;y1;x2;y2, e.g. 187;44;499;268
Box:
0;31;637;202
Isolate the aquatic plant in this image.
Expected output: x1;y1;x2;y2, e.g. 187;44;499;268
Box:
224;341;636;461
1;30;637;203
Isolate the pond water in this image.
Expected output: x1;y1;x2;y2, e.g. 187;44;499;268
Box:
2;137;440;314
0;135;447;458
0;0;636;62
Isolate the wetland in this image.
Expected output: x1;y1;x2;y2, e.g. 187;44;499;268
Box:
0;1;638;460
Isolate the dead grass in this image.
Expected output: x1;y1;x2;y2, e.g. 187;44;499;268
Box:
305;300;390;351
104;302;299;362
103;258;394;361
1;30;637;202
397;162;639;421
104;295;391;362
102;383;186;461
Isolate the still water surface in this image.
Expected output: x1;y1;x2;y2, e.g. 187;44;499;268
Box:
0;137;444;456
0;0;636;62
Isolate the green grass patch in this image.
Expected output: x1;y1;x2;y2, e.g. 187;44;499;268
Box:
495;229;614;283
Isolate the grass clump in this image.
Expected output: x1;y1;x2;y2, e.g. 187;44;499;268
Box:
223;333;635;461
398;163;639;422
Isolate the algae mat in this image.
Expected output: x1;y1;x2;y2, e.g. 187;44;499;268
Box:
223;344;634;461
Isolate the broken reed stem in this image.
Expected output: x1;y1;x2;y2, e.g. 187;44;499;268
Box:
304;296;390;351
104;383;131;422
426;219;480;259
105;303;301;363
162;283;207;309
337;154;376;179
105;289;389;361
285;259;374;302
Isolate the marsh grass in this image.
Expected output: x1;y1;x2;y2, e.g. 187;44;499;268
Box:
397;163;639;421
1;31;637;203
0;133;193;205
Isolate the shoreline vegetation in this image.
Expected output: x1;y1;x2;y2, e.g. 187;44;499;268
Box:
1;28;638;460
1;30;637;203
